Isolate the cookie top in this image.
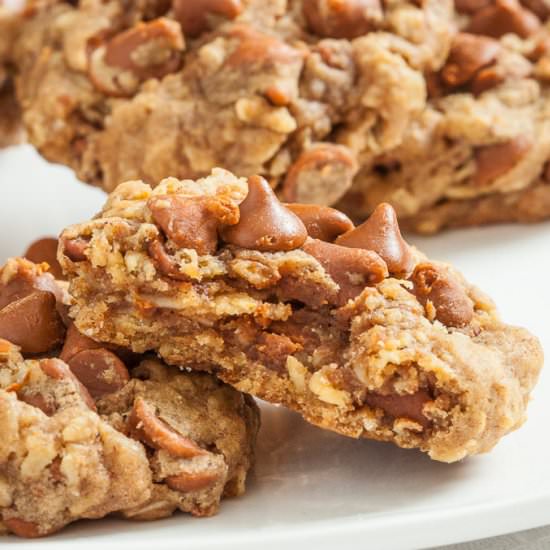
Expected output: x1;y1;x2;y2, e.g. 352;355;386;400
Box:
11;0;453;193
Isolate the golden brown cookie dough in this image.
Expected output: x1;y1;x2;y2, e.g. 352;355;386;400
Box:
0;257;260;538
59;169;543;463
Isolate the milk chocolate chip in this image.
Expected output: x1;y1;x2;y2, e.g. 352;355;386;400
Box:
68;349;130;399
221;176;308;252
282;144;359;207
286;203;354;242
411;263;474;328
441;33;501;88
24;238;64;280
39;358;97;411
166;470;221;492
226;25;304;68
173;0;243;37
466;0;541;38
455;0;491;13
473;136;532;186
303;0;383;39
0;291;65;354
89;18;184;96
128;397;207;458
62;237;89;262
364;389;431;428
303;238;388;305
335;203;414;276
148;194;239;255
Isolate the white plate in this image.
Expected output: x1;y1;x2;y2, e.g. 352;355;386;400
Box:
1;146;549;550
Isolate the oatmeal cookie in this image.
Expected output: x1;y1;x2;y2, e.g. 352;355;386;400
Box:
59;169;543;463
339;6;550;232
0;257;259;537
11;1;453;203
12;1;550;230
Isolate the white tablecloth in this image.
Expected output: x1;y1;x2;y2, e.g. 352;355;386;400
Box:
433;525;550;549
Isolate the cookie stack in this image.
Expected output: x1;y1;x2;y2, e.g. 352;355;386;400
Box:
0;0;546;539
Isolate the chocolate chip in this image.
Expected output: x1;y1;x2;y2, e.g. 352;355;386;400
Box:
62;238;89;262
286;203;354;242
148;194;239;255
466;0;541;38
68;348;130;399
335;203;414;276
173;0;243;37
24;238;64;280
411;263;474;328
473;136;532;187
221;176;308;252
303;238;388;305
441;33;501;89
282;144;358;207
302;0;383;39
364;389;431;428
0;291;65;355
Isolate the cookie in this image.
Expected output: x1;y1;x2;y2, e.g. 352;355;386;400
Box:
339;10;550;231
10;2;453;203
58;169;543;463
0;257;259;537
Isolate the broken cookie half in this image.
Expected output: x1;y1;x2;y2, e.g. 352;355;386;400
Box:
59;168;543;463
0;258;259;538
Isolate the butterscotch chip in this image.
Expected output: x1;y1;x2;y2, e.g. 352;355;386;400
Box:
221;175;308;252
59;322;102;363
62;238;89;262
40;358;97;411
335;203;414;276
364;390;431;429
455;0;492;13
3;518;45;539
148;194;239;255
303;238;388;304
